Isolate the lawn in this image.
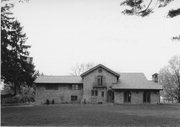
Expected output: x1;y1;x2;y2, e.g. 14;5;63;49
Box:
1;104;180;126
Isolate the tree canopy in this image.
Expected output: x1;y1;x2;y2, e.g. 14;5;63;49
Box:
1;1;37;95
159;56;180;103
120;0;180;17
120;0;180;41
71;63;95;76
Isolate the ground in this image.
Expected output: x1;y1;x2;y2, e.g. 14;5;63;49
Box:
1;104;180;126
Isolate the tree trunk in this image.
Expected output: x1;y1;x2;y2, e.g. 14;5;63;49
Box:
13;81;19;96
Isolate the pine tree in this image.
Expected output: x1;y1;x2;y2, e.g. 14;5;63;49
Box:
1;1;37;95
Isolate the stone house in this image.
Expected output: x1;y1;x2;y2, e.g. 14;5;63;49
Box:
35;64;162;104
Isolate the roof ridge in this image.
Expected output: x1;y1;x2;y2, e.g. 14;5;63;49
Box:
39;75;81;77
119;72;144;74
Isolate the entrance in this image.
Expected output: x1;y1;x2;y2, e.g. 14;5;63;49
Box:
143;91;151;103
107;90;114;103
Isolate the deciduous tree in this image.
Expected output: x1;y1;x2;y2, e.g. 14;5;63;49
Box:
159;56;180;103
71;63;95;76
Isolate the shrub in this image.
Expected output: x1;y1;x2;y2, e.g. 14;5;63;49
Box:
45;99;49;105
1;96;22;104
52;99;55;104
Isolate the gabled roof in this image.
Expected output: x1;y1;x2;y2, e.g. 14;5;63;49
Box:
80;64;120;78
112;73;162;90
35;75;82;84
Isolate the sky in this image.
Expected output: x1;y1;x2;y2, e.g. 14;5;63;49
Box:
11;0;180;79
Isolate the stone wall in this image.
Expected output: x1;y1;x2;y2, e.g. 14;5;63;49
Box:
131;91;143;104
114;90;160;104
82;68;118;103
35;84;83;104
114;90;124;104
151;91;160;104
91;88;107;104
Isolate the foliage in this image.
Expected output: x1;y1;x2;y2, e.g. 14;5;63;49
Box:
159;56;180;103
168;8;180;18
120;0;180;41
45;99;50;105
1;1;37;95
120;0;180;17
20;85;35;102
1;85;35;104
71;63;95;76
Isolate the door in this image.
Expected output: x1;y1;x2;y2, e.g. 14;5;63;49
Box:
107;90;114;103
143;91;151;103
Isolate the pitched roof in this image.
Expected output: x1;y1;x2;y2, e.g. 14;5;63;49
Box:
80;64;120;78
34;73;162;90
35;75;82;84
112;73;162;90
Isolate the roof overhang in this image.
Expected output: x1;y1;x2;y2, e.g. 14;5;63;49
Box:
80;64;120;78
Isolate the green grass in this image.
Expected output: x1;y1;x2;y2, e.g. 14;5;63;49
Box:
1;104;180;126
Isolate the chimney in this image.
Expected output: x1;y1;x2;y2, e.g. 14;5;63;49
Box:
152;73;158;83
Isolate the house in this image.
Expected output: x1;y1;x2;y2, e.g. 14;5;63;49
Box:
35;64;162;104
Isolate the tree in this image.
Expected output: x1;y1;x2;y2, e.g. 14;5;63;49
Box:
1;1;37;95
71;63;95;76
120;0;180;41
159;56;180;103
120;0;180;17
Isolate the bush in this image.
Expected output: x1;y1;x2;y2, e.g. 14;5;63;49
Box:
52;99;55;104
45;99;49;105
1;96;22;104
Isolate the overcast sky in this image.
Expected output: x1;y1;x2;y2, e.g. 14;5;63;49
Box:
12;0;180;79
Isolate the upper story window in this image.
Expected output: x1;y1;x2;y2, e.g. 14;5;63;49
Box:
45;84;58;90
72;84;79;90
97;76;103;86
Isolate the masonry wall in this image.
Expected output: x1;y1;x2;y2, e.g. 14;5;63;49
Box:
35;84;83;104
151;91;160;104
82;68;118;103
131;91;143;104
114;90;124;104
114;90;160;104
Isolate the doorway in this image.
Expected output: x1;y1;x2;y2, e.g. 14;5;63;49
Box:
143;91;151;103
107;90;114;103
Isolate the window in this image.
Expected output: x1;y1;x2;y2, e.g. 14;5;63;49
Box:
45;84;58;90
98;69;102;73
71;96;78;101
72;85;78;90
143;91;151;103
95;90;98;96
102;91;104;97
91;90;98;96
124;91;131;103
97;76;103;85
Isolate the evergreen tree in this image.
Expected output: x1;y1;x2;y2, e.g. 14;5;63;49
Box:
1;1;37;95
